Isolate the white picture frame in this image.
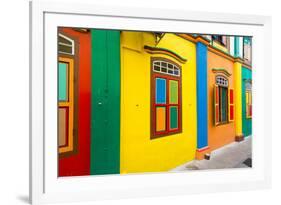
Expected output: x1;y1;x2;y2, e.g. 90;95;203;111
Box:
30;0;272;204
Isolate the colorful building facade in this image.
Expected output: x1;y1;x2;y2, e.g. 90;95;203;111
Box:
57;28;252;176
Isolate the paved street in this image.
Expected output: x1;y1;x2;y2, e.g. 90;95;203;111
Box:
171;137;252;171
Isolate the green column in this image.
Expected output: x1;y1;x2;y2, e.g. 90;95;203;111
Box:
90;29;120;175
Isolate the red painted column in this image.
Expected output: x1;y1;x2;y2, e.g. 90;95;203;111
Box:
59;28;91;176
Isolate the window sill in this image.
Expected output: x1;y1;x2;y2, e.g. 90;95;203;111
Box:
151;130;182;140
215;121;231;126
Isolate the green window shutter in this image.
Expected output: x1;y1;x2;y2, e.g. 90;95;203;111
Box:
221;87;228;122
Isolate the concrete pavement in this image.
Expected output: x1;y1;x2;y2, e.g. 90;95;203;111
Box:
171;136;252;171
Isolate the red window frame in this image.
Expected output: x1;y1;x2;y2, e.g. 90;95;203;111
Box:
151;58;182;139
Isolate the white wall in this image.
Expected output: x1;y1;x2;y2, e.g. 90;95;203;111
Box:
0;0;279;205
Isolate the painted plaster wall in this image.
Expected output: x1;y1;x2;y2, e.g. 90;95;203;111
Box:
207;51;236;151
242;67;252;137
120;32;197;173
58;28;91;176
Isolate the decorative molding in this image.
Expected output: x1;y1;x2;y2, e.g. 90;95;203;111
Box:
242;62;252;70
144;45;187;63
208;45;234;62
177;34;197;43
178;34;252;69
234;57;244;64
73;28;90;33
212;68;232;77
177;34;210;45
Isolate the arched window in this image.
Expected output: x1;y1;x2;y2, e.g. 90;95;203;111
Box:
58;33;75;55
245;81;252;118
152;60;180;76
58;33;76;156
151;58;182;139
216;75;228;87
214;75;234;125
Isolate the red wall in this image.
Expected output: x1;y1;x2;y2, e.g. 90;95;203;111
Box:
59;28;91;176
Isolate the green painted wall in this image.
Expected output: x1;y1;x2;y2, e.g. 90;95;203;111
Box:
90;29;120;175
242;67;252;137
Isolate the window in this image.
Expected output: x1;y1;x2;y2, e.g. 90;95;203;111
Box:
58;57;74;154
153;60;180;76
245;82;252;118
151;58;182;139
214;75;234;125
58;33;75;55
243;37;252;64
58;33;76;156
212;35;226;46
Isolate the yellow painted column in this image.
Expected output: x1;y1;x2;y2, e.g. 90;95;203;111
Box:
234;61;244;141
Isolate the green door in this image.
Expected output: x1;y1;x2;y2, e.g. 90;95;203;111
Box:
90;29;120;175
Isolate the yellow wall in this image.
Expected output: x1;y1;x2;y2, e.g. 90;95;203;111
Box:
234;62;243;136
120;32;197;174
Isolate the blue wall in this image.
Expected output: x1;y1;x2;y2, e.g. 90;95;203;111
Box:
196;42;208;149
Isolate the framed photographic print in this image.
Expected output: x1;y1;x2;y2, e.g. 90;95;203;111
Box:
30;0;272;204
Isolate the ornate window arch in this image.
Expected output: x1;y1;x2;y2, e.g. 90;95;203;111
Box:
215;75;229;87
214;74;234;125
152;60;180;77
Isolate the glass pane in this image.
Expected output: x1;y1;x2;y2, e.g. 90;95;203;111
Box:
59;35;72;45
161;62;167;67
58;107;68;147
221;87;228;122
58;44;73;54
59;62;68;101
168;63;173;69
156;78;166;104
156;107;166;132
168;69;173;74
154;65;160;71
155;61;160;65
169;106;178;129
169;80;178;104
161;67;167;73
